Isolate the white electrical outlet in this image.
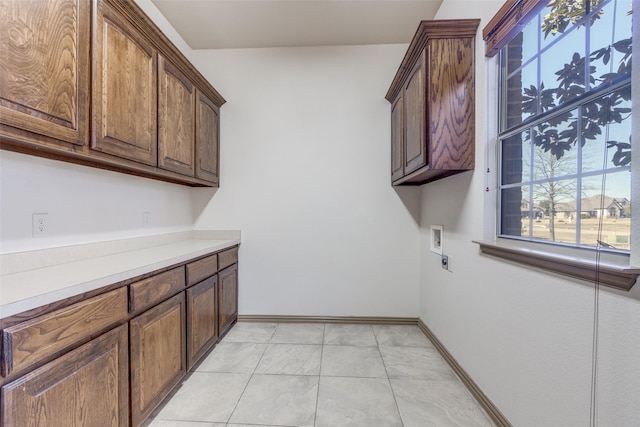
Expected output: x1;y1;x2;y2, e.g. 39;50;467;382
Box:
143;212;151;228
32;213;48;237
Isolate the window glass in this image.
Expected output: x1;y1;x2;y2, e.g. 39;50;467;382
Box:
498;0;632;252
501;130;531;185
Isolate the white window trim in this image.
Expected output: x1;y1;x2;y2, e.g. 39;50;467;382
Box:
476;12;640;292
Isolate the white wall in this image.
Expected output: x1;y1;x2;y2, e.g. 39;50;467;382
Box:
0;0;198;255
419;1;640;426
188;44;422;317
0;151;194;253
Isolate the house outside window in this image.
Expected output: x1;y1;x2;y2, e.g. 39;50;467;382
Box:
497;0;632;252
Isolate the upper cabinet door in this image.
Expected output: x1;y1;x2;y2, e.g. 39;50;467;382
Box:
403;50;427;175
195;90;220;185
0;0;90;146
158;56;195;176
390;92;404;182
428;38;475;171
92;0;157;166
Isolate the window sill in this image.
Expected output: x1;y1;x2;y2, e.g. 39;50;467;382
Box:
473;240;640;291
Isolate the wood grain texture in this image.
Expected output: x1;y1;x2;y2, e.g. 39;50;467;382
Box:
92;0;157;165
195;89;220;184
482;0;547;58
428;38;475;171
186;276;218;370
385;19;480;102
129;267;185;314
1;0;224;188
390;93;404;182
130;292;186;427
158;55;195;176
0;0;90;146
218;246;238;271
218;264;238;336
186;253;218;287
1;324;129;427
403;51;427;175
1;287;127;377
387;19;479;186
105;0;225;107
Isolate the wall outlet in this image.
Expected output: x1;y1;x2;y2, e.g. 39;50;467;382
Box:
143;212;150;228
441;255;449;270
32;213;48;237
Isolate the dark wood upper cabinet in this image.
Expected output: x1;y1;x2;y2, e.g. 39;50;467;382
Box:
92;0;158;166
390;93;404;182
158;55;196;176
0;0;225;187
403;52;427;175
195;89;220;184
0;0;90;147
386;20;479;186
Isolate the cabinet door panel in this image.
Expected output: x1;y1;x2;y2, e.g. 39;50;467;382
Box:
1;325;128;427
218;264;238;336
390;93;404;182
403;50;427;175
195;90;220;184
130;292;186;426
428;38;475;171
92;0;157;165
158;56;195;176
186;276;218;370
0;0;90;146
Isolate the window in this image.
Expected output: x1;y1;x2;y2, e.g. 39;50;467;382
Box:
479;0;639;291
498;0;632;251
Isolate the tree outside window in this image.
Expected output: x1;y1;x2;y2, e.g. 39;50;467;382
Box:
498;0;632;250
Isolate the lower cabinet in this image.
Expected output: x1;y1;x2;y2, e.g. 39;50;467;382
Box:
1;324;129;427
1;245;239;427
130;292;186;426
186;275;219;370
219;263;238;336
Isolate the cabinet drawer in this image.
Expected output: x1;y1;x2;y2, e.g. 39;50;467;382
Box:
129;267;185;313
186;254;218;286
1;287;128;377
218;247;238;270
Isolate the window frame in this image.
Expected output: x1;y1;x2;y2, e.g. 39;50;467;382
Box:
477;0;640;291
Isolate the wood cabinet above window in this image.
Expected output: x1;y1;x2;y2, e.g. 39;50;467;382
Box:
386;20;480;186
0;0;225;187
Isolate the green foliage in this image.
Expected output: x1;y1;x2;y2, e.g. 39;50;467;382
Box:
523;0;632;166
541;0;606;38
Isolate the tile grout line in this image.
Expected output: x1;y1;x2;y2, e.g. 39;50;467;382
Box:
312;323;326;427
223;323;277;425
374;325;406;427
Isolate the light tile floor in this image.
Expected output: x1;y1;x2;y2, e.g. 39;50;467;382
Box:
145;323;494;427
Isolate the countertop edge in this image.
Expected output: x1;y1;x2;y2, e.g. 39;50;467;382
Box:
0;238;240;319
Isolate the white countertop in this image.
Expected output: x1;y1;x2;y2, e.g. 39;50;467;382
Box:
0;234;240;319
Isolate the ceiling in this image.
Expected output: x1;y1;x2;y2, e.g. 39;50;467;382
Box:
150;0;444;49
